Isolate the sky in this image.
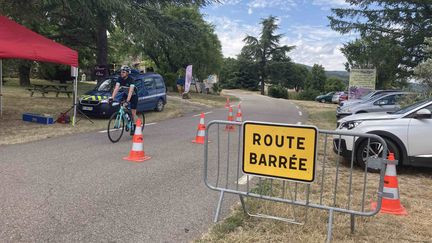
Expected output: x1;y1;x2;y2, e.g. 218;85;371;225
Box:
201;0;358;71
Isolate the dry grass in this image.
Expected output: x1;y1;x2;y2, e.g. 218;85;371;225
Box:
168;91;239;108
0;79;221;145
197;100;432;243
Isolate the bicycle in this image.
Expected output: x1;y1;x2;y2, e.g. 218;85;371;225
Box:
107;100;145;143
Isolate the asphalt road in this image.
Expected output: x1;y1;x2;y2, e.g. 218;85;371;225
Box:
0;90;304;242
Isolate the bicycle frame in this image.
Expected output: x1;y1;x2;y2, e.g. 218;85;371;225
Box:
114;105;132;130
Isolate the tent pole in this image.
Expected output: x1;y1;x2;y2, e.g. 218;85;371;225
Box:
0;59;3;117
72;68;78;126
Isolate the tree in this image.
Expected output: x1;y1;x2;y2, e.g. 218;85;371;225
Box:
325;77;346;93
329;1;432;80
219;58;240;88
1;0;217;84
341;36;405;88
414;38;432;94
127;6;223;81
241;16;294;95
289;64;309;92
305;64;326;92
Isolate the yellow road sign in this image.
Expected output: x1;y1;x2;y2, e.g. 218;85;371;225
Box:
242;122;317;183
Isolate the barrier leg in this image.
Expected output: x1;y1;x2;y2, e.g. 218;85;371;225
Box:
326;209;334;243
239;195;247;214
214;191;225;223
350;214;355;234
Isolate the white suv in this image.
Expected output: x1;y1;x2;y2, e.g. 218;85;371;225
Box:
334;98;432;169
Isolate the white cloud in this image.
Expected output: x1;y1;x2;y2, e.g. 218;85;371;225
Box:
218;0;242;6
205;16;259;58
311;0;349;10
206;17;355;70
247;0;297;11
281;25;355;70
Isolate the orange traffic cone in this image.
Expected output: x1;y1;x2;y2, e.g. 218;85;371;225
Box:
371;153;407;215
192;112;207;144
225;106;235;132
236;104;243;122
225;97;230;108
123;119;151;162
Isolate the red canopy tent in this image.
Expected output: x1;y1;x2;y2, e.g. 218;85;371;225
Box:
0;16;79;124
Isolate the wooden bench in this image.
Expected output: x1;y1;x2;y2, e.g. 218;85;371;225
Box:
28;84;73;98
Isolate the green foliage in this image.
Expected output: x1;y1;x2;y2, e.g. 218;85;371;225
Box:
325;77;346;93
341;37;404;89
298;89;320;101
268;85;288;99
128;6;223;81
329;1;432;84
162;72;178;91
1;0;220;85
414;38;432;95
219;58;240;89
212;82;222;94
305;64;326;92
241;16;295;94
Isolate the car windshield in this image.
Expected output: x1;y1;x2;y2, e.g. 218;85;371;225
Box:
95;78;116;92
391;98;432;114
359;90;375;100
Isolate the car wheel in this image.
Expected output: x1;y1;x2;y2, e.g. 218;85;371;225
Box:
155;99;164;112
320;99;326;103
355;138;401;173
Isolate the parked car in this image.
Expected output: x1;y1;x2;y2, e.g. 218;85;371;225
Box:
78;71;167;117
315;92;335;103
339;89;401;107
332;92;347;104
336;92;414;119
339;92;348;103
334;98;432;170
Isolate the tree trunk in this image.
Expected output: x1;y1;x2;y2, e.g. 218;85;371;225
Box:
18;61;31;87
260;76;265;95
96;17;108;83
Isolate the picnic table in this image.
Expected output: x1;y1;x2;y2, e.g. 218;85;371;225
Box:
28;83;73;98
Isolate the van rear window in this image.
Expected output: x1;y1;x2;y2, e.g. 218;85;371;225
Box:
155;78;165;89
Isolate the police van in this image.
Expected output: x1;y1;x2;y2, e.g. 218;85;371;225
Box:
78;70;167;117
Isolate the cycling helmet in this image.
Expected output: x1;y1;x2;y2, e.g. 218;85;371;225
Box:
120;65;131;74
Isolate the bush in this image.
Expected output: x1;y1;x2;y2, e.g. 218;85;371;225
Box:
212;82;222;94
162;72;177;91
298;89;320;101
268;85;288;99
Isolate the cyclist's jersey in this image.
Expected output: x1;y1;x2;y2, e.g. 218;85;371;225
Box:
116;76;137;96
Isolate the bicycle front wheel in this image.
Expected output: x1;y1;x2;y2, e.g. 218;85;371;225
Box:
108;111;125;143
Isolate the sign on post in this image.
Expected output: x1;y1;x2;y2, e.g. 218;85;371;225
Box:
349;69;376;99
242;122;318;182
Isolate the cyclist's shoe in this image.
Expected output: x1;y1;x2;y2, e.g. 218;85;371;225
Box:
130;124;136;136
125;125;129;132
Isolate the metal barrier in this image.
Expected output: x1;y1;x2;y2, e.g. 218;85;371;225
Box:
204;120;387;242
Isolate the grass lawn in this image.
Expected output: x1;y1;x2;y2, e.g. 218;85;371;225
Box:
197;100;432;243
0;78;230;145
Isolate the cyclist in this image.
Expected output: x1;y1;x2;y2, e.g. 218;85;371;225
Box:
110;65;138;133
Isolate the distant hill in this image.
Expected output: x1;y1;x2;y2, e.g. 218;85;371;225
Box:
299;64;349;81
325;70;349;81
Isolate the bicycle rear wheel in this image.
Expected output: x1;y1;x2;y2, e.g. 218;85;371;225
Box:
108;111;125;143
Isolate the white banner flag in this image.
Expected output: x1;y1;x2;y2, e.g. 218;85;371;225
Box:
185;65;192;93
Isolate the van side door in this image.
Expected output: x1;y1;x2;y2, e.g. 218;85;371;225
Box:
141;77;157;111
154;76;167;104
134;79;147;112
